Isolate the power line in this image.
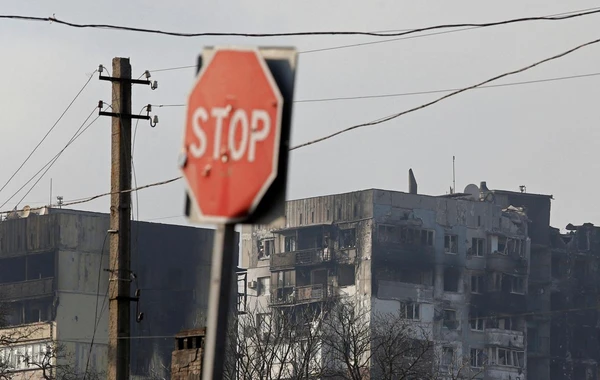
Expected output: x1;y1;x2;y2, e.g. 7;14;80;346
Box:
148;71;600;107
290;36;600;151
145;6;600;73
2;9;598;39
0;69;97;197
299;6;600;55
0;106;101;210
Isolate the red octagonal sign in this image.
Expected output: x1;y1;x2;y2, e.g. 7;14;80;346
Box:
181;47;283;223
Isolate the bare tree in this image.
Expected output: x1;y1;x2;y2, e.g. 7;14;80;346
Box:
226;298;485;380
0;301;103;380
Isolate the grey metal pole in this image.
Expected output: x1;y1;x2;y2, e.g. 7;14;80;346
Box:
202;223;236;380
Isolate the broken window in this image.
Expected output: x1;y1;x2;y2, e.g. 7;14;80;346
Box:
443;309;458;330
0;256;26;284
471;274;484;294
258;239;275;259
26;252;55;280
339;229;356;249
399;302;420;320
444;268;459;292
257;277;270;297
444;234;458;254
442;346;454;366
470;348;485;368
489;348;524;367
489;316;517;331
420;230;434;246
338;265;355;287
470;310;484;331
378;225;397;243
471;238;485;257
497;237;507;254
510;276;525;294
284;236;297;252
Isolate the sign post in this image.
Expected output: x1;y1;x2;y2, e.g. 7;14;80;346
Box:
180;47;297;379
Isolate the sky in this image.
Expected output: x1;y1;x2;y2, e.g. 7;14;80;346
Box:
0;0;599;231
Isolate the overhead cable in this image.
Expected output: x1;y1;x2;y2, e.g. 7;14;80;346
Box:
290;36;600;150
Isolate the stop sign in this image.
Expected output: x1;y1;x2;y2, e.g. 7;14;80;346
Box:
181;47;283;223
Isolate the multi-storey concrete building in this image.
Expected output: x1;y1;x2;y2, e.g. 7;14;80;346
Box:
0;208;217;379
242;178;544;379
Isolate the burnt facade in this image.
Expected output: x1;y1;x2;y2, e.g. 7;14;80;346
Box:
0;208;217;379
243;182;558;379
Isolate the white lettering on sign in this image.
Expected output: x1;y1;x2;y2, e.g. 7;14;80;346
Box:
190;107;271;162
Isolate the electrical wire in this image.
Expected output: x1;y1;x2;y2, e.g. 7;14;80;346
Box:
0;106;101;210
0;9;595;38
300;6;600;55
147;70;600;108
290;36;600;151
83;231;110;380
0;69;97;197
145;6;600;73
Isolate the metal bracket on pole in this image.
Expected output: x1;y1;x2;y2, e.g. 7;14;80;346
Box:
99;75;151;86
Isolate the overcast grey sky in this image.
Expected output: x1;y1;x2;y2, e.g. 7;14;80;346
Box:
0;0;598;230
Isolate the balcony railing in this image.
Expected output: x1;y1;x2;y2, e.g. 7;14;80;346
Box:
270;284;334;306
485;328;524;349
271;248;332;269
0;277;54;301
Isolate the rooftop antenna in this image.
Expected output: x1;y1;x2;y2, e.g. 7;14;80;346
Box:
451;156;456;194
56;195;63;208
49;179;53;207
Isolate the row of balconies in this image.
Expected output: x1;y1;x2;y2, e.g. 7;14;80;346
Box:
270;284;335;306
0;277;54;301
270;247;356;270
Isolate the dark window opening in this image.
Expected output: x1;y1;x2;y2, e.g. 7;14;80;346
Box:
477;216;481;227
470;309;484;331
444;268;459;292
443;309;458;329
311;211;314;224
338;265;355;287
444;234;458;254
353;204;358;218
337;207;342;220
326;209;330;220
299;213;303;225
284;236;297;252
258;239;275;259
420;230;434;246
471;238;485;257
339;229;356;249
497;237;507;254
471;274;484;294
26;252;55;280
0;256;26;284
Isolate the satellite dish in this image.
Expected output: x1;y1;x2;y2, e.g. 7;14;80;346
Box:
21;205;31;218
464;184;480;200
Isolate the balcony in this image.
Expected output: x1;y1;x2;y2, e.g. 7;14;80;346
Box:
374;241;435;267
270;248;332;270
485;328;524;349
270;284;335;306
487;253;528;275
376;280;433;301
483;292;527;313
0;278;54;301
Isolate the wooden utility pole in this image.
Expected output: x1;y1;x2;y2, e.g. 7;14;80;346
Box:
108;57;132;380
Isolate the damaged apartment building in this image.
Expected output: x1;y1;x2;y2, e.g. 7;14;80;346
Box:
0;207;217;379
242;172;600;379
